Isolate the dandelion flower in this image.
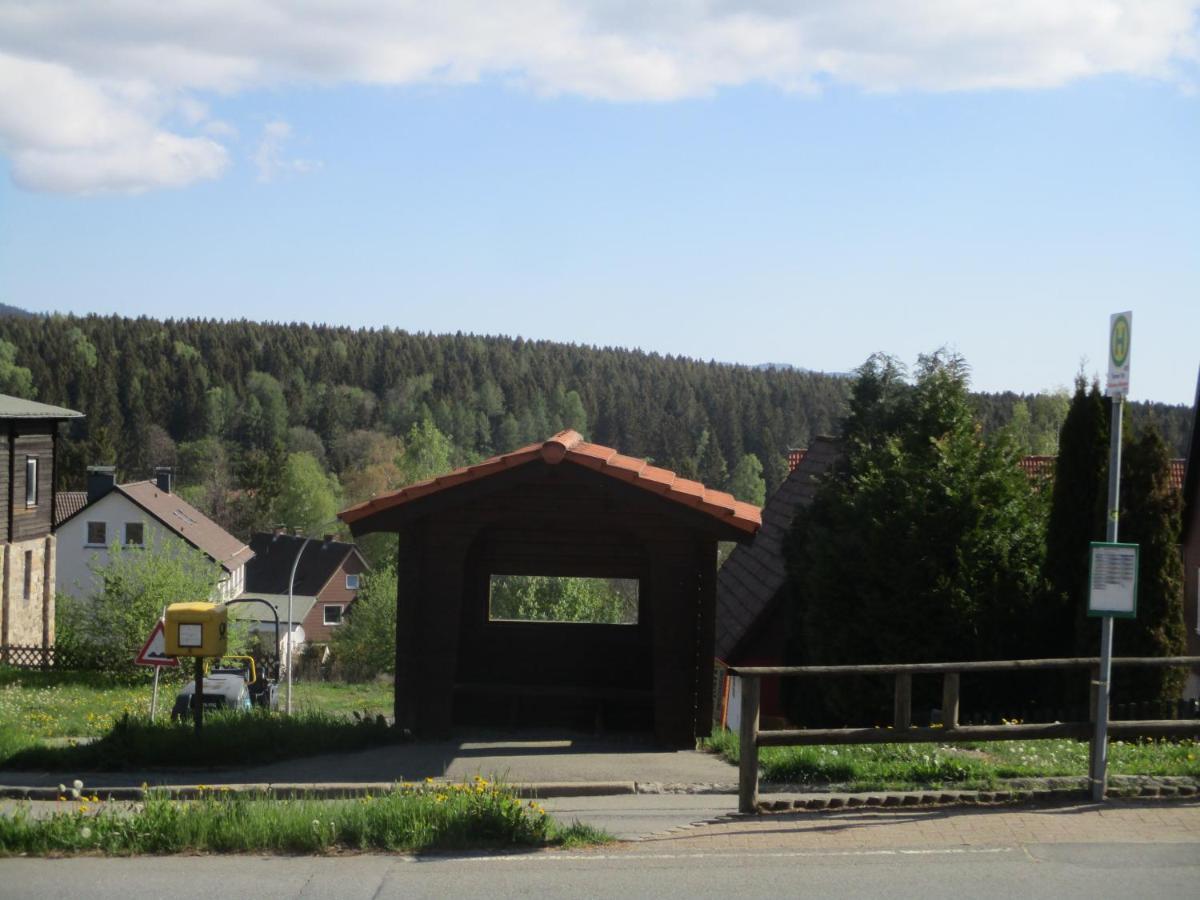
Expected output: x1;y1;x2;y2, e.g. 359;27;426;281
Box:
79;826;91;839
72;779;83;791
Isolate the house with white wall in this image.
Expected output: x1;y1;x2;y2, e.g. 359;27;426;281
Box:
55;467;253;603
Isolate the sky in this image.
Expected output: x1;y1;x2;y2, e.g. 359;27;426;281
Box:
0;2;1198;404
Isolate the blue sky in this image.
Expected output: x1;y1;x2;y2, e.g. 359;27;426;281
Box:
1;3;1197;404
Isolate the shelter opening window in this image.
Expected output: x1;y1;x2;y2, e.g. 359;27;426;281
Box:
488;575;639;625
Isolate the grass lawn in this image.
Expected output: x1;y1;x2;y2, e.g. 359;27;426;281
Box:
0;667;394;767
0;668;393;738
706;729;1200;790
0;780;612;855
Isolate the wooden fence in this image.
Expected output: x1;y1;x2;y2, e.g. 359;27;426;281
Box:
0;644;85;670
729;656;1200;813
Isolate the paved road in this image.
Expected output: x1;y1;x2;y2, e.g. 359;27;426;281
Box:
2;842;1197;899
3;801;1197;898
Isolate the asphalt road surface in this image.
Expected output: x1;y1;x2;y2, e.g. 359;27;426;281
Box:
2;842;1198;899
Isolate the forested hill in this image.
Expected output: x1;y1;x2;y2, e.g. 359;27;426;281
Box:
0;313;1189;544
0;313;848;494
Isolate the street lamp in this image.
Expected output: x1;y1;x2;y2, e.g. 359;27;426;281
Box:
283;520;343;715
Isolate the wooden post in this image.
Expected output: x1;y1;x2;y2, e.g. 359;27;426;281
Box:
941;672;960;729
894;673;912;730
738;675;761;815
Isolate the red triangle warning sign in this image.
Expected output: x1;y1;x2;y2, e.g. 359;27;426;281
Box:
135;619;179;667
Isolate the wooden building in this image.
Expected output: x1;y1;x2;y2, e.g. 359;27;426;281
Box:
715;436;841;727
1183;368;1200;699
339;430;761;746
0;394;83;653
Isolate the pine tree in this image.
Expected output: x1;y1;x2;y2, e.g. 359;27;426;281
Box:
786;351;1048;723
1113;425;1188;703
1043;376;1109;657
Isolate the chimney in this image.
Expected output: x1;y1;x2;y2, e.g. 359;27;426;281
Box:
86;466;117;505
323;533;335;543
154;466;173;494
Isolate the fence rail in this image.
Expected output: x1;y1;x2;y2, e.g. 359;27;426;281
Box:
728;656;1200;813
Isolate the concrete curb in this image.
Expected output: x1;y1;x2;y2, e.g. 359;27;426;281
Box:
0;780;639;802
4;775;1197;809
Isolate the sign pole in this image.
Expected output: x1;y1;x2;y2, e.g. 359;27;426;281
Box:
148;607;166;721
149;666;161;720
1090;311;1131;801
1089;394;1123;801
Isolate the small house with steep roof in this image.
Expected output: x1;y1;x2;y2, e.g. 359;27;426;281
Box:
238;531;370;655
56;467;253;603
339;429;761;747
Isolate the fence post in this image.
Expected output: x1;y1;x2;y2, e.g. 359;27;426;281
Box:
738;675;761;815
941;672;960;729
894;673;912;730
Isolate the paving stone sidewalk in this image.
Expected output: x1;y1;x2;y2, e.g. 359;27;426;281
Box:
628;798;1200;853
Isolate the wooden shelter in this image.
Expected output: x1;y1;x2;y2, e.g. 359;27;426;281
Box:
339;430;761;746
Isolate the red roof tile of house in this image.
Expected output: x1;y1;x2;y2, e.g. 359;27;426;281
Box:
1017;456;1185;491
1019;456;1056;481
339;430;762;534
1169;458;1185;494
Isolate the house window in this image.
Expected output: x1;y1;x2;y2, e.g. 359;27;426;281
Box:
24;457;37;506
125;523;144;546
22;550;32;600
488;575;640;625
323;605;345;626
86;521;107;546
345;573;360;590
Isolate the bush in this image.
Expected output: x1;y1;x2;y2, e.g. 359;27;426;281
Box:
330;563;397;681
56;534;244;672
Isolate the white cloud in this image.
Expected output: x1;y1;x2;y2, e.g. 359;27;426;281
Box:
0;1;1196;194
253;119;319;182
0;52;227;194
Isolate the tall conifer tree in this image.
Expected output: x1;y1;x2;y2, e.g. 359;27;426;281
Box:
1114;425;1188;702
1043;376;1108;656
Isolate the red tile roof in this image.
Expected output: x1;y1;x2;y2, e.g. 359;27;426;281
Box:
54;491;87;527
1169;458;1185;494
1019;455;1056;481
1017;456;1185;491
339;430;762;534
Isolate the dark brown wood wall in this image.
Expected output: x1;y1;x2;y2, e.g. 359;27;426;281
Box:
383;461;725;746
7;423;55;543
0;427;9;544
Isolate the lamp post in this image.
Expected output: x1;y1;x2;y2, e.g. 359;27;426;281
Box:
283;520;342;716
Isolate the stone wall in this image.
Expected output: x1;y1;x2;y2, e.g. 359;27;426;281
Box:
1;535;55;647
